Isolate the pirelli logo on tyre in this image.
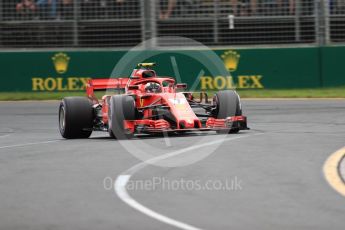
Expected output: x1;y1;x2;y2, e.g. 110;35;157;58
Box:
200;50;264;90
32;53;91;91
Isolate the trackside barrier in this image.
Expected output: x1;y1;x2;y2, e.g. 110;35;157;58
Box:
0;46;344;92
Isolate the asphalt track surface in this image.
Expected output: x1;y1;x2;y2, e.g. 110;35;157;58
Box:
0;99;345;230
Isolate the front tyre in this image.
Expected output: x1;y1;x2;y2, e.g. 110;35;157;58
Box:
214;90;242;134
59;97;93;139
108;95;136;139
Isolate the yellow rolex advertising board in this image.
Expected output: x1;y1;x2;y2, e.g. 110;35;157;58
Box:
200;50;264;90
32;53;91;91
0;46;337;92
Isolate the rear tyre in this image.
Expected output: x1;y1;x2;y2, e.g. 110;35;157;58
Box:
214;90;242;134
108;95;136;139
59;97;93;139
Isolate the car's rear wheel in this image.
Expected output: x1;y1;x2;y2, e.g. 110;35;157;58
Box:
213;90;242;134
108;95;136;139
59;97;93;139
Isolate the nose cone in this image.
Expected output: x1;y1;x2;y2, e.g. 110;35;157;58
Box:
187;119;194;125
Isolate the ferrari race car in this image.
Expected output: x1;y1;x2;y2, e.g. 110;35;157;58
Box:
58;63;248;139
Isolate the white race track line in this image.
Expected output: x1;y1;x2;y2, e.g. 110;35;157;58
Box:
0;134;13;139
0;128;15;139
0;140;60;149
115;133;263;230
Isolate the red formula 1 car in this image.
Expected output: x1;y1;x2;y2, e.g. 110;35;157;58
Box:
58;63;248;139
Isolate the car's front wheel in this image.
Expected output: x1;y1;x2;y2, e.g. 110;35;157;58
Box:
213;90;242;134
108;95;136;139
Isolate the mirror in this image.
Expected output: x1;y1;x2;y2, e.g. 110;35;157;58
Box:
176;83;187;89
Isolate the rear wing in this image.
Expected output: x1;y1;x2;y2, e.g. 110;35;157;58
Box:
86;78;129;100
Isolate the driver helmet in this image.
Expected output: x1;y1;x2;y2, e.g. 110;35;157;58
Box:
145;82;161;93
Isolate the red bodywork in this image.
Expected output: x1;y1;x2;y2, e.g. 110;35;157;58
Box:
86;68;247;134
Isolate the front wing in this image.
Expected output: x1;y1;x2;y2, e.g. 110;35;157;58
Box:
123;116;248;134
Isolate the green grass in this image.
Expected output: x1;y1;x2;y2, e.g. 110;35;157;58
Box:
235;87;345;98
0;92;86;101
0;87;345;101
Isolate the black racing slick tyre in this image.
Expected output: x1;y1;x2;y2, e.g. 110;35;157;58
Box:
214;90;242;134
59;97;93;139
108;95;136;139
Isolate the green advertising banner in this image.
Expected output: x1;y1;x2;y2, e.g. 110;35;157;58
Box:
0;46;342;92
320;46;345;87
